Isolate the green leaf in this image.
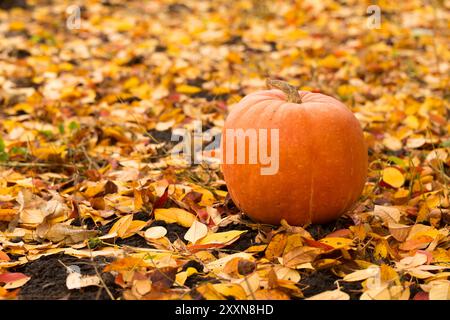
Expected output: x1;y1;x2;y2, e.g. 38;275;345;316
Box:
440;139;450;148
0;136;5;153
39;130;54;139
69;121;80;132
58;123;65;134
387;156;406;167
10;146;27;155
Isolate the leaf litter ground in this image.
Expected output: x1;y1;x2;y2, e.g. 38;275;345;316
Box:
0;0;449;300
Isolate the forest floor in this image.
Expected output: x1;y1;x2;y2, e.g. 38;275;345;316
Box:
0;0;449;300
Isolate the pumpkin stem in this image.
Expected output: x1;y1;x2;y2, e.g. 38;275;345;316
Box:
266;79;302;103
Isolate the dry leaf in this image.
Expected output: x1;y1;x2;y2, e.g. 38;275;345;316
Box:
184;219;208;244
66;272;101;290
382;167;405;188
306;289;350;300
154;208;196;228
144;226;167;240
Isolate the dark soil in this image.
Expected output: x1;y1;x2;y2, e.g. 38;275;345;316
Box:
150;220;188;243
298;270;362;300
218;222;259;252
0;0;27;10
115;234;154;248
305;216;354;239
12;253;122;300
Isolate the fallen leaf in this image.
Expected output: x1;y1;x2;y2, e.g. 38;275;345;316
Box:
184;219;208;244
154;208;196;228
282;247;322;268
306;289;350;300
212;283;247;300
0;272;30;289
196;230;246;245
254;288;290;300
382;167;405;188
265;233;288;260
343;266;380;282
319;237;354;249
66;272;101;290
144;226;167;240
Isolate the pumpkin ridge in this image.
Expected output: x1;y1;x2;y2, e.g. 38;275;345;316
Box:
241;96;279;115
307;108;315;225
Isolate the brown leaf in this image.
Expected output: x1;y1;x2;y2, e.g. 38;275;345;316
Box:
282;247;322;268
265;233;288;261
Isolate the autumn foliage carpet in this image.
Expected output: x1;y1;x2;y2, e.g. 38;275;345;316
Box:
0;0;449;300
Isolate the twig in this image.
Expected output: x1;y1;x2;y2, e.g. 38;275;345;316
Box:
88;245;116;300
0;161;82;168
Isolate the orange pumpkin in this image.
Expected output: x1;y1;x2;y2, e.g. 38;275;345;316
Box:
221;79;367;225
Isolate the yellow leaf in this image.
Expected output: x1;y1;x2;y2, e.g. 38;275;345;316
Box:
254;288;290;300
176;85;202;94
318;55;341;69
265;233;288;261
154;208;196;228
102;127;131;143
394;188;409;199
0;208;17;222
122;220;147;239
175;267;197;286
133;189;143;211
197;230;246;245
190;186;216;206
380;264;399;283
108;215;133;238
404;115;419;129
196;283;225;300
9;21;26;31
212;87;231;95
31;146;66;161
382;167;405;188
432;248;450;265
124;77;140;89
245;245;267;253
212;283;247;300
283;234;304;254
314;258;341;270
374;241;389;259
319;237;354;249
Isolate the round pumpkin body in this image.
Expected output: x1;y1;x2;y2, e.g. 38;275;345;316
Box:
221;86;367;225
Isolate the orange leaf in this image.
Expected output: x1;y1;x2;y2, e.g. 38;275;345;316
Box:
0;250;10;261
265;233;288;260
325;229;351;238
103;257;147;272
0;272;29;283
108;215;133;238
399;235;434;251
187;243;225;253
304;238;334;251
